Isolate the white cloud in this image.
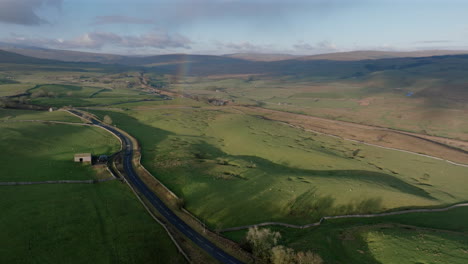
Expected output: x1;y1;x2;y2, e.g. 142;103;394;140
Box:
215;41;271;53
5;30;192;50
293;40;339;53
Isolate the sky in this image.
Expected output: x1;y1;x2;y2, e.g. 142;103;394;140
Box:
0;0;467;55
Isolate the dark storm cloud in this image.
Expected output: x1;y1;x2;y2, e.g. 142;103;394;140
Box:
0;0;62;25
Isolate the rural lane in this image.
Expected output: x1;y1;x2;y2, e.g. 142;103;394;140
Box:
67;110;243;264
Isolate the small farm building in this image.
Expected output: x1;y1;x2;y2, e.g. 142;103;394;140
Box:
74;153;92;163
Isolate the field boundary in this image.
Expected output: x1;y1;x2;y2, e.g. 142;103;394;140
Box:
219;202;468;232
65;109;191;263
238;106;468;166
0;178;116;186
112;160;191;263
278;121;468;168
0;119;90;126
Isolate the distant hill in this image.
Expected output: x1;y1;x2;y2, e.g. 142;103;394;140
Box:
2;42;468;65
296;50;468;61
224;53;298;61
0;49;56;64
115;53;249;66
0;45;124;64
0;49;133;74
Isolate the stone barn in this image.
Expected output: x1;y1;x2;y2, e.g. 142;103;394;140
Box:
74;153;92;163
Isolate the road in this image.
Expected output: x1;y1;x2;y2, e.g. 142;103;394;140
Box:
67;110;243;264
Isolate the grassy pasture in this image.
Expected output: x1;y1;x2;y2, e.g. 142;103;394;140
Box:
165;73;468;140
0;83;35;97
29;84;101;98
0;182;186;264
18;83;165;108
224;207;468;264
0;109;81;122
89;107;468;229
0;121;119;182
0;109;185;263
30;96;162;108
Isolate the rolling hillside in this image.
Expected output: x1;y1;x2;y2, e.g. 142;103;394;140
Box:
296;50;468;61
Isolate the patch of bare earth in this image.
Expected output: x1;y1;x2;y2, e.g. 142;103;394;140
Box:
358;97;374;106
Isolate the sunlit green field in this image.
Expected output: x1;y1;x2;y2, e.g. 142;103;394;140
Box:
224;207;468;264
2;54;468;264
0;109;185;263
0;108;81;122
0;182;186;264
169;74;468;141
26;84;164;107
0;83;35;97
90;107;468;229
0;110;119;182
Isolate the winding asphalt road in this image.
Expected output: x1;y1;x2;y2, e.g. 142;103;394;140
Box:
68;110;243;264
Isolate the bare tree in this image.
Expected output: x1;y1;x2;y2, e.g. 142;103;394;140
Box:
246;227;323;264
247;227;281;264
295;250;323;264
103;115;113;125
271;246;295;264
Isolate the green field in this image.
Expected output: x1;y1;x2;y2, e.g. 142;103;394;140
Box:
0;182;186;264
0;109;185;263
2;52;468;263
0;111;119;182
26;84;164;108
0;83;35;97
89;107;468;229
224;207;468;264
169;74;468;141
0;108;81;122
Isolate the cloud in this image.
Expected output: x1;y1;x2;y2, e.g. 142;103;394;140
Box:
92;15;154;25
215;41;270;53
147;0;347;28
293;40;338;53
0;0;62;25
6;30;192;50
414;40;453;44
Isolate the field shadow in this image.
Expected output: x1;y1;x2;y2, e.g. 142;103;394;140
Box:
91;110;175;164
190;141;436;201
287;188;385;218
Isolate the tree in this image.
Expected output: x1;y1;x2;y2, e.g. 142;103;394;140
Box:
246;227;324;264
246;227;281;264
270;246;295;264
295;251;323;264
103;115;113;125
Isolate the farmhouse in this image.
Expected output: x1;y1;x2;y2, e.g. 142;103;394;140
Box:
74;153;92;163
